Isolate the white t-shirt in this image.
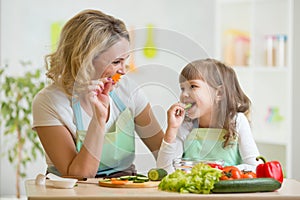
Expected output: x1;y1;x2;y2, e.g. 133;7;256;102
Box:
157;113;261;173
32;75;148;166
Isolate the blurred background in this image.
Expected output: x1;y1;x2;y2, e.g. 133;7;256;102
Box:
1;0;299;198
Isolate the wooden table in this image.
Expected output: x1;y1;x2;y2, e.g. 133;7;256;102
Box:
25;178;300;199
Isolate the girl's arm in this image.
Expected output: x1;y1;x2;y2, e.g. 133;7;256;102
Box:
156;103;186;173
237;113;262;166
164;103;186;143
156;135;185;173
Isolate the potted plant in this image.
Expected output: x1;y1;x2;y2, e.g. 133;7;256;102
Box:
0;61;45;198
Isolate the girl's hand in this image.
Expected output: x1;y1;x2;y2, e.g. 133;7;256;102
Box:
88;78;113;123
164;102;186;143
167;102;185;129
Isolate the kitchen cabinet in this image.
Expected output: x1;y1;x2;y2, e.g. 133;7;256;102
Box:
214;0;295;177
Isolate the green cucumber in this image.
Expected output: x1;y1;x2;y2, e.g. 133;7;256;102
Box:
148;168;168;181
212;178;281;193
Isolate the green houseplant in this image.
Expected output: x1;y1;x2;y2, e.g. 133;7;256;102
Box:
0;62;45;198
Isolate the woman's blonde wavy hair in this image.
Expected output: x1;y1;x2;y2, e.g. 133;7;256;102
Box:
179;58;251;147
45;9;129;96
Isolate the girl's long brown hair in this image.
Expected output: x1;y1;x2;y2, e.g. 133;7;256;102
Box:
180;58;251;147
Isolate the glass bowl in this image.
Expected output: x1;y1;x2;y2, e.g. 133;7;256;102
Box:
172;158;224;173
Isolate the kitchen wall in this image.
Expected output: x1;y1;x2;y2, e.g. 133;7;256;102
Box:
0;0;215;196
291;0;300;181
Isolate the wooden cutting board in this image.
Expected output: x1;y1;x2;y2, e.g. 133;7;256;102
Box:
98;180;160;188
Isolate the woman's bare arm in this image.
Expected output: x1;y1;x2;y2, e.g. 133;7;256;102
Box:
134;104;164;159
36;122;103;177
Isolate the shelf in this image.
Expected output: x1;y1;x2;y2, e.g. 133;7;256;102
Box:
255;139;287;146
216;0;289;67
232;66;288;72
215;0;292;177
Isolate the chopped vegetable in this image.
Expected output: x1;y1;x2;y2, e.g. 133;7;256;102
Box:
133;179;146;183
137;176;149;182
111;73;122;84
158;163;222;194
148;168;168;181
110;178;128;185
119;175;138;181
184;103;192;110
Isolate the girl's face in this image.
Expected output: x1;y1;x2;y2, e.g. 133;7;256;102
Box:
92;37;130;82
180;79;216;121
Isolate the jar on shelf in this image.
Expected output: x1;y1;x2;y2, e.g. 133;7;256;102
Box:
235;35;250;66
276;34;287;67
223;30;236;66
223;29;250;67
265;34;276;67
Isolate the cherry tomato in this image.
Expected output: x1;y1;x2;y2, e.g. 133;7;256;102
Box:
207;163;224;170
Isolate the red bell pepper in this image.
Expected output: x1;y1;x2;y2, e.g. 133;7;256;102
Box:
256;156;283;183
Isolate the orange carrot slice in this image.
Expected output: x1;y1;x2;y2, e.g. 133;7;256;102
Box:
110;178;128;185
111;73;122;83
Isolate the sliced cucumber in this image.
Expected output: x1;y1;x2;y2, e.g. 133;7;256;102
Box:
119;176;131;180
136;174;147;178
148;168;168;181
99;179;110;183
133;179;145;183
119;175;137;180
137;176;149;182
119;175;149;183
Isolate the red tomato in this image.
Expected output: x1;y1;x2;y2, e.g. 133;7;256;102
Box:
220;175;233;180
221;166;242;180
241;170;257;179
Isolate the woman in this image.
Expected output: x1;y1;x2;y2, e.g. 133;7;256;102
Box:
32;9;163;178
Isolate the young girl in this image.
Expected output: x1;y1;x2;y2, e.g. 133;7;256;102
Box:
157;58;261;173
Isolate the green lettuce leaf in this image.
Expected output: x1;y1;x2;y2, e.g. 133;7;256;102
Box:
158;163;222;194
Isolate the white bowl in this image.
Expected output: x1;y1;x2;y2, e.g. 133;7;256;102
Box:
49;178;77;189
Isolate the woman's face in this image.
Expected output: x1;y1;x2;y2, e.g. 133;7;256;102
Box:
92;37;130;82
179;79;216;120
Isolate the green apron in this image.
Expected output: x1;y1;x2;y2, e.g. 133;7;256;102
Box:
73;90;135;176
183;127;242;166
